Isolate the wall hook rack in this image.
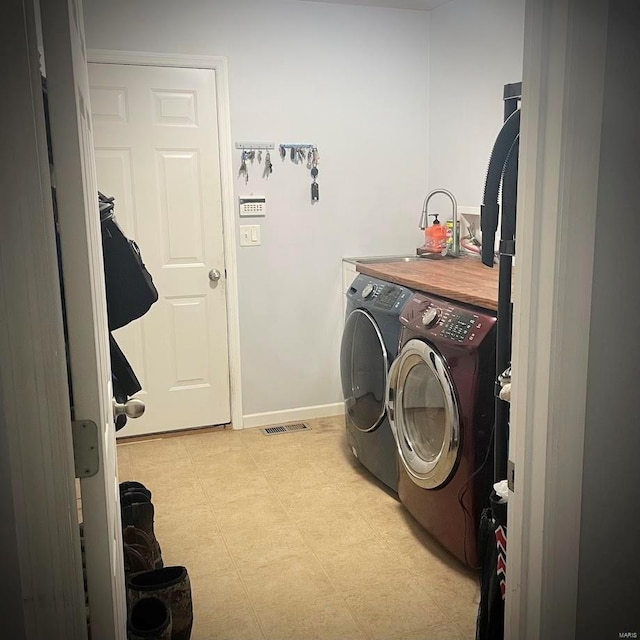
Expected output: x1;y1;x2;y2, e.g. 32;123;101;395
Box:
235;142;275;150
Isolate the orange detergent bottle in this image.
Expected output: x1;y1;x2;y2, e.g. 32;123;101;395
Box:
424;213;447;253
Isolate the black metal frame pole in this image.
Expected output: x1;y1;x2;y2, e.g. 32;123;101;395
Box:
503;82;522;121
494;137;519;482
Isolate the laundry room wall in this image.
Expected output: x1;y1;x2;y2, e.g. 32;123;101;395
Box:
427;0;526;212
82;0;431;424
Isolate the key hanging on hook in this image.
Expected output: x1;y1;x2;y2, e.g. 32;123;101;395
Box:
238;150;249;184
310;146;320;203
310;166;319;203
263;150;273;178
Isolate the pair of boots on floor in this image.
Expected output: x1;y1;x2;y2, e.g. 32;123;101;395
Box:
121;481;193;640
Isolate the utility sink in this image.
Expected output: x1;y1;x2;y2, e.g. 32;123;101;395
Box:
351;255;423;265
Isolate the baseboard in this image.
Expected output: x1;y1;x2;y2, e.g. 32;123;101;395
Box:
241;403;344;430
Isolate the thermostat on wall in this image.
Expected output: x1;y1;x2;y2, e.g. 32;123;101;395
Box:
239;196;266;217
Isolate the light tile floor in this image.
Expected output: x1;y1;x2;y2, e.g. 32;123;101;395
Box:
117;416;480;640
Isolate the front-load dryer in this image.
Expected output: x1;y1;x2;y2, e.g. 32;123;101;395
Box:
387;292;496;566
340;274;413;492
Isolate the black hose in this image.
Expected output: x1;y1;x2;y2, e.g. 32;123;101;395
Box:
500;137;519;248
481;108;521;266
493;137;518;483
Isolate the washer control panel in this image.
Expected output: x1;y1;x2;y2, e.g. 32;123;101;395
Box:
374;284;406;310
347;275;412;313
401;293;496;346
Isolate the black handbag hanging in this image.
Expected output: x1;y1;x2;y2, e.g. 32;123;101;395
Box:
99;192;159;331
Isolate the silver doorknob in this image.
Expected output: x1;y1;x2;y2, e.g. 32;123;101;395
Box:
113;398;146;419
208;268;221;282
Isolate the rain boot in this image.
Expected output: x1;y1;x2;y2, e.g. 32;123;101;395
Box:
127;566;193;640
127;596;172;640
123;526;157;576
121;497;163;568
120;480;153;503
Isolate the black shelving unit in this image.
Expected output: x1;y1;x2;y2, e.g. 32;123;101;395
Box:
481;81;521;484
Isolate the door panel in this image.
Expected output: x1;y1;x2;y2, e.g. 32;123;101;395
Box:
89;63;231;436
40;0;126;637
157;150;204;262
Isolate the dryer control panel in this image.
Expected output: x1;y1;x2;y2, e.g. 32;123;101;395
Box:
400;293;496;346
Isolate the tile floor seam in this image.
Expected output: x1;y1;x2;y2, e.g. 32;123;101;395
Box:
241;429;370;640
183;436;269;640
392;555;478;630
368;528;464;628
241;429;374;640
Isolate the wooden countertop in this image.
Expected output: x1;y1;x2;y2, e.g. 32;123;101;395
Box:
356;254;500;311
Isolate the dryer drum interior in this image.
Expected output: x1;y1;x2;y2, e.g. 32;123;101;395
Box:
389;339;460;489
340;308;388;433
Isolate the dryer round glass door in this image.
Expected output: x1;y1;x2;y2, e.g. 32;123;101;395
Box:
389;339;460;488
341;309;388;432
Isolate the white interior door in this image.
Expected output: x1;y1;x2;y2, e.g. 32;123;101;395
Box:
40;0;126;638
88;63;231;437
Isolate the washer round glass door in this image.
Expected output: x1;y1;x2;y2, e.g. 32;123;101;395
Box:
340;309;388;433
389;339;460;488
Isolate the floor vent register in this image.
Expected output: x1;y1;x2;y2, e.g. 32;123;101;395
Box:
261;422;310;436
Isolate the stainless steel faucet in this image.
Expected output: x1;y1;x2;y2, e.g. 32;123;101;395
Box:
418;188;461;257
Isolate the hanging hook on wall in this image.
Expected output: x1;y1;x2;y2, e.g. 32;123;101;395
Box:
235;143;275;182
235;142;275;151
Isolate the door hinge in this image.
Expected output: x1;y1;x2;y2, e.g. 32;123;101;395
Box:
71;420;99;478
507;458;515;492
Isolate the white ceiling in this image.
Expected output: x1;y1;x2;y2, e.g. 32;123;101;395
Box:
295;0;453;10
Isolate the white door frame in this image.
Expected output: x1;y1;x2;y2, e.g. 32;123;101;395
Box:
506;0;609;637
87;49;243;430
0;0;87;636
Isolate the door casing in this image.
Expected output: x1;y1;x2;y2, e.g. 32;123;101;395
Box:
88;49;243;432
89;62;233;435
1;0;87;636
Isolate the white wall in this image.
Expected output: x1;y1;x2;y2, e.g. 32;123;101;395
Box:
82;0;431;420
428;0;525;213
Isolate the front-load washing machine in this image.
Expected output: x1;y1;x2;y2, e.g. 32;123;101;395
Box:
386;291;496;566
340;274;413;492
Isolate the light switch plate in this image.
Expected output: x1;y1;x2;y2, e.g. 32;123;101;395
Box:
240;224;261;246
